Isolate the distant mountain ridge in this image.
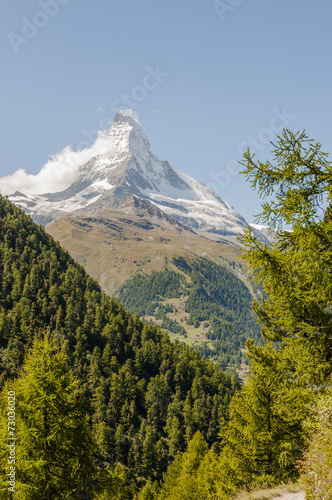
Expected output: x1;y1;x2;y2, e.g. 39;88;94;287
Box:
9;110;267;245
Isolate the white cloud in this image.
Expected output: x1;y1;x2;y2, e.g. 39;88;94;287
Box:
0;121;131;196
0;113;135;197
98;106;105;113
0;144;96;196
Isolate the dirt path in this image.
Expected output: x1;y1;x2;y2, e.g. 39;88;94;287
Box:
271;493;305;500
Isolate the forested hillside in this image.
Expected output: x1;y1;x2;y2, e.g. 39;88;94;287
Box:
0;195;239;497
118;257;261;371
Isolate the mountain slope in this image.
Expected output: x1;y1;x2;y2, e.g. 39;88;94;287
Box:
46;196;245;297
0;195;239;489
46;202;261;376
6;111;265;374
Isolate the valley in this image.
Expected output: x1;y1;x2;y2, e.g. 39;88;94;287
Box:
46;203;262;373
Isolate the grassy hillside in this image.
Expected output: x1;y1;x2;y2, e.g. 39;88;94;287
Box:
46;208;248;297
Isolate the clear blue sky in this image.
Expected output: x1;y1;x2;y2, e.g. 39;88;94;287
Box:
1;0;332;222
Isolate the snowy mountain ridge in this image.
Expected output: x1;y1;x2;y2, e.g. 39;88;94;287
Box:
8;110;266;244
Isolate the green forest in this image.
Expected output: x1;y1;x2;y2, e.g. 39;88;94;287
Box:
0;193;239;498
118;256;262;370
1;129;332;498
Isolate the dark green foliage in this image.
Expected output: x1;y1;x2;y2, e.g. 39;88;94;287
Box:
174;257;261;368
0;196;237;490
0;197;111;383
119;256;261;370
118;269;185;316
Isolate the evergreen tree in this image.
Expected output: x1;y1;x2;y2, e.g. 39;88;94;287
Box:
216;353;303;497
0;336;98;499
234;129;332;492
240;128;332;385
151;431;219;500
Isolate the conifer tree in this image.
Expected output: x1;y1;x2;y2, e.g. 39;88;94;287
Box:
240;128;332;385
0;336;98;499
216;354;303;497
235;128;332;492
150;431;219;500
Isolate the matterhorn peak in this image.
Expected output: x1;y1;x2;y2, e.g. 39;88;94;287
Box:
110;109;150;152
6;112;269;245
113;109;139;124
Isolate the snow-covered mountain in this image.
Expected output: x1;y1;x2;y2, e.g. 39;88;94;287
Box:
249;224;275;243
8;110;266;244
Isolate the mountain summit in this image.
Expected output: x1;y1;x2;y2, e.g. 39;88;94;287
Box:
9;111;261;244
